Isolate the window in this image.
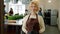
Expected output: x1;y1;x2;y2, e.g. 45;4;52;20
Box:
9;1;25;15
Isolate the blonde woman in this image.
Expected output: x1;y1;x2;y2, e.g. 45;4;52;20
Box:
22;1;45;34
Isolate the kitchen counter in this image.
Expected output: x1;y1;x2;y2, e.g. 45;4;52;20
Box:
4;19;23;34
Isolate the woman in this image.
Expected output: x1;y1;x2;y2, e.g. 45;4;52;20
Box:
22;1;45;34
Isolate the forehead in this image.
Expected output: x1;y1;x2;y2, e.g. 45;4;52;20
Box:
31;4;36;6
31;2;37;5
30;3;38;7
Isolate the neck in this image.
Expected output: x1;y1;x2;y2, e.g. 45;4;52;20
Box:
30;10;38;16
30;12;36;16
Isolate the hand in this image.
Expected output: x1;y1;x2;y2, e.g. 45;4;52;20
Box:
25;31;28;34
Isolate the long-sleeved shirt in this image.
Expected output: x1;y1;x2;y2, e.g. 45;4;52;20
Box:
22;14;45;34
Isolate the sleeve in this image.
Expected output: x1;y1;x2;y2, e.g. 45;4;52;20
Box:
22;16;28;34
38;16;45;33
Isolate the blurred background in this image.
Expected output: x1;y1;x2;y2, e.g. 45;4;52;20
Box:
4;0;60;34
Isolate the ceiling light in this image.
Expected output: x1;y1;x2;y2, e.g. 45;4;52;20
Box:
48;0;51;3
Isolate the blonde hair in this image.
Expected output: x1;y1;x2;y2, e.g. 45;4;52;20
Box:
28;1;40;12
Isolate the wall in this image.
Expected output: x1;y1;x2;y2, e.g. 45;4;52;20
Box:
44;0;58;9
58;8;60;30
39;0;58;10
58;0;60;30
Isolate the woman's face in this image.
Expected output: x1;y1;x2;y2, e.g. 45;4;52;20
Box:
30;3;38;12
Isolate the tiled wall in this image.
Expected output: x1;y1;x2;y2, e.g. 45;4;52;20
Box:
58;9;60;30
58;4;60;30
58;0;60;30
39;0;58;9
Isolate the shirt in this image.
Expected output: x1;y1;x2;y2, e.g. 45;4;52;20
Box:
22;14;45;34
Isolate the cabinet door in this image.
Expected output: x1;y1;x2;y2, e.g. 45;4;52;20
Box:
51;16;57;25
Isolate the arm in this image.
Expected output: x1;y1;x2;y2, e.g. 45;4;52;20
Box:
38;16;45;33
22;15;29;34
22;21;27;34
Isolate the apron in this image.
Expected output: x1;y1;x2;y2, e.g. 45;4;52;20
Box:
26;14;40;34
